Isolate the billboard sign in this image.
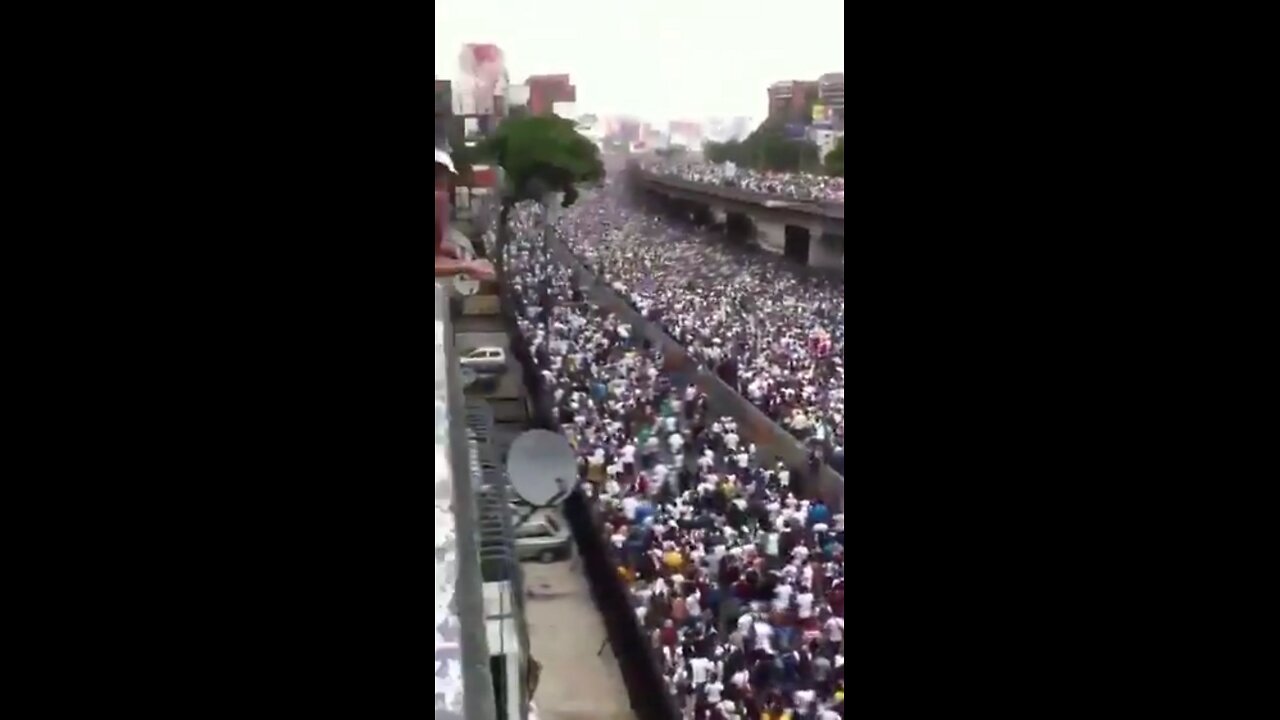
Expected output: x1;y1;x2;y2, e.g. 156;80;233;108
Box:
812;104;834;129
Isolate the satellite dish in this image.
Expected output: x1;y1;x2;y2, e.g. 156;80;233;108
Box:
453;275;480;296
506;429;577;507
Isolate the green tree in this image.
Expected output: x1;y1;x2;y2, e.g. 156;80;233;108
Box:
476;114;605;254
735;122;821;173
704;140;740;164
824;137;844;177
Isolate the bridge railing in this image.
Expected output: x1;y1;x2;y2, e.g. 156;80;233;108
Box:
631;167;844;222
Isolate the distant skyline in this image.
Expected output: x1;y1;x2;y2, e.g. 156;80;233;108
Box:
435;0;843;125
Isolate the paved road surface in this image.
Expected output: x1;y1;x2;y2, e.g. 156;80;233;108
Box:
523;558;635;720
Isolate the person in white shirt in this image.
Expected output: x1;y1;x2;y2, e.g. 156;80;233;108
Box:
753;621;774;653
653;463;669;488
698;452;714;472
653;576;668;597
796;590;814;619
687;589;702;618
668;433;684;454
825;615;844;643
705;676;724;704
735;451;749;468
724;431;739;451
622;496;639;520
773;582;793;612
689;656;712;684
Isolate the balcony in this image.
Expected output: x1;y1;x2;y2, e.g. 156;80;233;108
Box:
435;283;530;720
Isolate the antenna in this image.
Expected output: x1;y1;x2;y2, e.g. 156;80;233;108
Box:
506;429;577;511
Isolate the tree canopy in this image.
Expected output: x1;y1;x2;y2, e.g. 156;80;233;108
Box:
703;120;821;174
823;137;843;177
477;114;603;208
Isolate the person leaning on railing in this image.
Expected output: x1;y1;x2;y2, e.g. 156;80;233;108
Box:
435;148;494;282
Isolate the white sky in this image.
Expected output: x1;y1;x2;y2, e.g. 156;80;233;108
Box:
435;0;844;125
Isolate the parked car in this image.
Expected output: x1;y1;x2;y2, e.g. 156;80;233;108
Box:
514;511;572;563
459;346;507;373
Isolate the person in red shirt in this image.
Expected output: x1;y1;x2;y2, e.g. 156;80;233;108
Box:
659;619;679;647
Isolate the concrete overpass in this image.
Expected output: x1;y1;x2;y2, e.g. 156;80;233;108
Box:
628;164;845;270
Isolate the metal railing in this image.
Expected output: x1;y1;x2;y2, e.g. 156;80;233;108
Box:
436;283;498;720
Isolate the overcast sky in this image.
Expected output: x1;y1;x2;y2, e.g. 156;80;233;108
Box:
435;0;843;125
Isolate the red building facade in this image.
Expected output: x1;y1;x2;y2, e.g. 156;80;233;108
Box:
525;74;576;116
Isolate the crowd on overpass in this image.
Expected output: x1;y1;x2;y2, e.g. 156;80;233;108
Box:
558;184;845;476
645;161;845;203
491;203;846;720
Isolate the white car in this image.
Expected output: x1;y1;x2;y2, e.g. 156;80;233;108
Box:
459;346;507;373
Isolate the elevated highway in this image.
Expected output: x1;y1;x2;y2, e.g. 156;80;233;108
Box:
628;163;845;269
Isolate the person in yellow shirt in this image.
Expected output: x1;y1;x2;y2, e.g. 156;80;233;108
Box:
663;549;683;570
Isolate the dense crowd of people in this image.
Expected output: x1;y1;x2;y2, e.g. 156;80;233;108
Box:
645;161;844;203
491;203;846;720
558;185;845;476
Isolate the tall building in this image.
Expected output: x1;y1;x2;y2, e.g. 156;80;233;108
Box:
604;116;641;144
767;80;819;126
818;73;844;110
525;74;576;117
668;120;704;149
818;72;845;131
